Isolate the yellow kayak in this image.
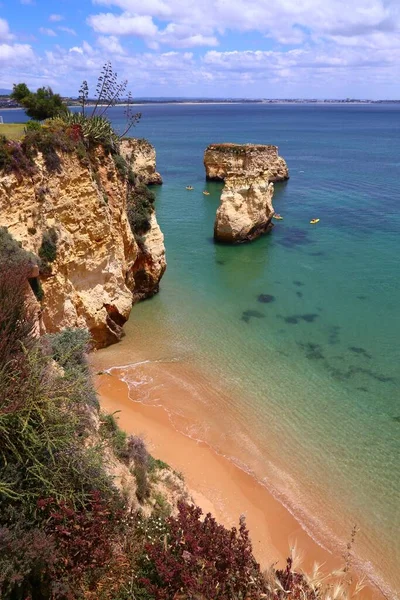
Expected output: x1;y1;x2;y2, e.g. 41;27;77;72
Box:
310;218;320;224
203;191;210;196
273;214;283;220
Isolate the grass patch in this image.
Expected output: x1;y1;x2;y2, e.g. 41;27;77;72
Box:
0;123;25;140
148;456;169;473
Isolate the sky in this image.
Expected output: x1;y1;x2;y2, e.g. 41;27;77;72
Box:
0;0;399;99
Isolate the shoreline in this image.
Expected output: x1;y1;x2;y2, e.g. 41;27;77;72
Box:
95;368;382;599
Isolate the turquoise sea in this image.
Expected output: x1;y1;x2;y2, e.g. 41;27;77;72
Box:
3;104;399;597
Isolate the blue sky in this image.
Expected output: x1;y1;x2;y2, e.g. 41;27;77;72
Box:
1;0;399;98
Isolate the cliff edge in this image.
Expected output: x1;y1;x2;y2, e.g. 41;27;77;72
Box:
120;138;163;185
0;136;166;348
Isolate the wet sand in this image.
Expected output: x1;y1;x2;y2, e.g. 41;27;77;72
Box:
95;370;381;598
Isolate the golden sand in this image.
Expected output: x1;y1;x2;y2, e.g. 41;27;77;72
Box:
95;370;381;599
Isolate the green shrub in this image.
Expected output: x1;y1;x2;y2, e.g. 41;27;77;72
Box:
0;227;37;269
99;412;129;461
23;125;75;173
24;120;42;133
127;167;136;185
38;228;57;275
0;136;36;176
127;183;155;236
46;328;98;410
134;464;151;504
148;456;169;473
50;113;120;152
113;153;128;178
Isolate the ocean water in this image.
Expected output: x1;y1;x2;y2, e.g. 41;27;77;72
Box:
3;104;399;596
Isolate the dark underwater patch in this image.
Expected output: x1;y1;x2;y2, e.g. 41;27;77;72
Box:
392;416;400;423
296;291;303;298
298;342;325;360
326;363;395;384
216;259;225;265
357;295;368;300
258;294;275;303
302;314;319;322
280;313;319;324
241;309;265;323
357;387;369;393
309;251;325;257
349;346;372;359
276;227;313;249
293;281;304;287
283;315;299;324
328;325;340;345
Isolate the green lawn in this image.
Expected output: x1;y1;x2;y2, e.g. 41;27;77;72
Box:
0;123;25;140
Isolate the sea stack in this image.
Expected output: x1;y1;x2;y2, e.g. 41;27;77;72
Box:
214;172;274;243
205;143;288;243
204;143;289;183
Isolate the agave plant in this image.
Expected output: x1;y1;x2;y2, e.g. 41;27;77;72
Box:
47;113;120;152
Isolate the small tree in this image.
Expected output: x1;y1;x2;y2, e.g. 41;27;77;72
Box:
11;84;68;121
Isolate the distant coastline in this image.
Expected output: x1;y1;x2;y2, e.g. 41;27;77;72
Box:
1;97;400;110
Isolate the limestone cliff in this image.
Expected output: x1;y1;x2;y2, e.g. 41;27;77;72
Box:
214;172;274;243
0;144;166;348
204;143;289;182
120;138;163;185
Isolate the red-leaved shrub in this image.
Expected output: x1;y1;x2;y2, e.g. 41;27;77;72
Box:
139;501;267;600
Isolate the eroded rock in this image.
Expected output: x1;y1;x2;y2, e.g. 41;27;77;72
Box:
204;143;289;183
214;172;274;243
0;144;166;348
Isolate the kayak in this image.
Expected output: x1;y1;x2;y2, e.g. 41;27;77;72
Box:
273;214;283;220
310;218;320;224
203;191;210;195
186;186;193;190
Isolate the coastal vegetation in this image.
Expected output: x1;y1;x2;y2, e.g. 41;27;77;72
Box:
11;83;68;121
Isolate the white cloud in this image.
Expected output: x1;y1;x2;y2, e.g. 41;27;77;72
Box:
87;0;400;48
0;18;14;42
49;14;64;22
39;27;57;37
158;23;218;48
58;26;77;36
0;43;35;66
97;35;125;54
87;13;158;38
2;0;399;98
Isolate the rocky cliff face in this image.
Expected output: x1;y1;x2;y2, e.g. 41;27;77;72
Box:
204;143;289;182
120;138;163;185
0;144;166;348
214;172;274;243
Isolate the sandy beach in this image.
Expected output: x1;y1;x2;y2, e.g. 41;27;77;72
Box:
95;369;381;599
